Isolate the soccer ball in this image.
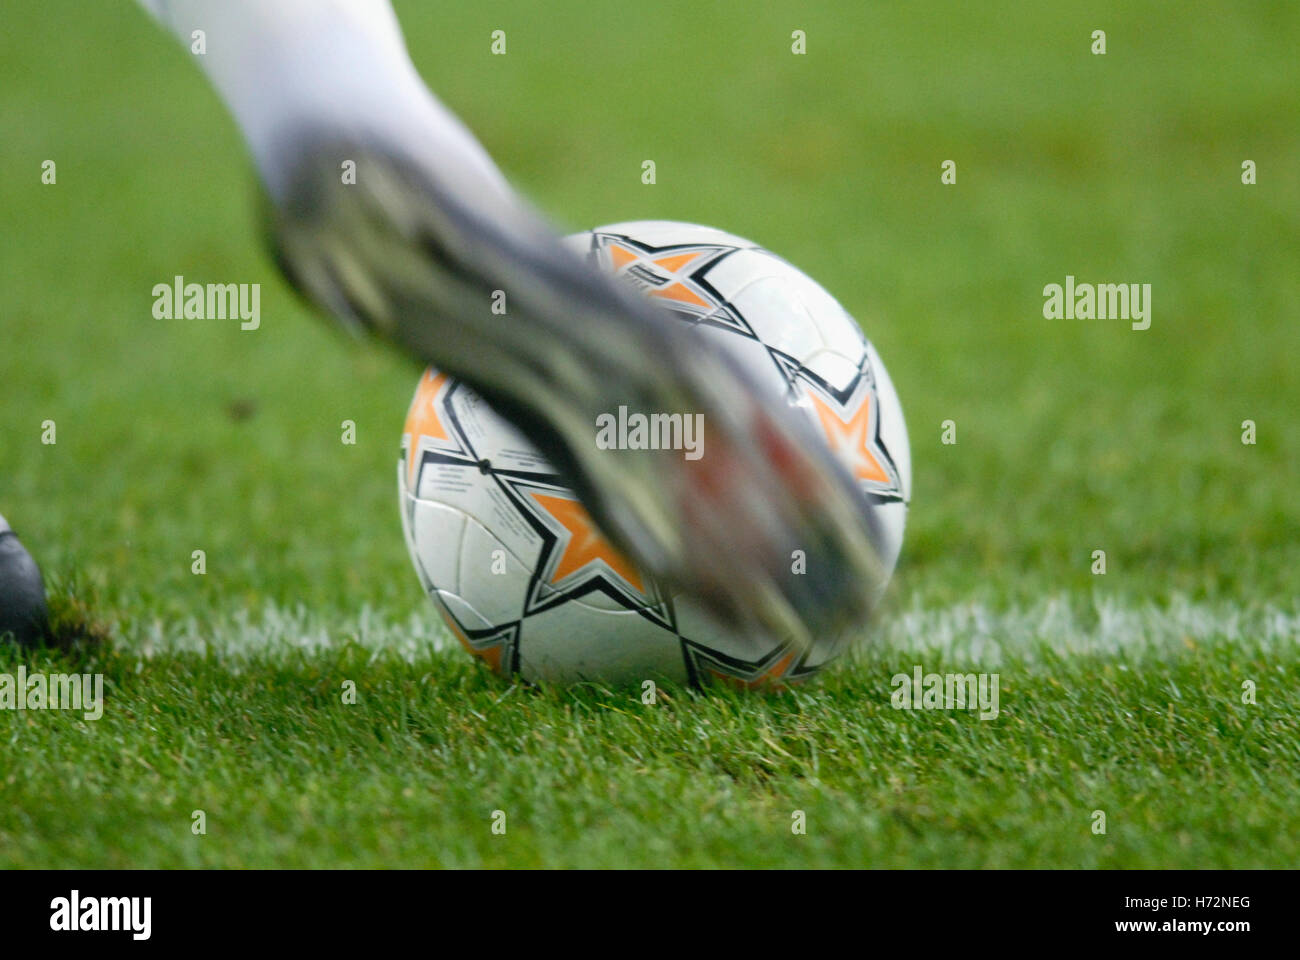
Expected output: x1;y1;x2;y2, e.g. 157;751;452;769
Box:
398;220;910;686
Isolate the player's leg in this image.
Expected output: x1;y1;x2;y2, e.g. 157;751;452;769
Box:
135;0;890;653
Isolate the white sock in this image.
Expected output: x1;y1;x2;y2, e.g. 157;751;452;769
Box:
137;0;509;202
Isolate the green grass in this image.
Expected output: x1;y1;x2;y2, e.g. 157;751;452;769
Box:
1;0;1298;867
4;621;1297;868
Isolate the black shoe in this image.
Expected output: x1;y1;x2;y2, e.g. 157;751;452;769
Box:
0;514;49;647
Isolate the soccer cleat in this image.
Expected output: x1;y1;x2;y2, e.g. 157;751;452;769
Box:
269;137;893;655
136;0;895;657
0;514;49;647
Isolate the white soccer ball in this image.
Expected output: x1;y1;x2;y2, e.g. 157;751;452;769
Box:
398;220;910;686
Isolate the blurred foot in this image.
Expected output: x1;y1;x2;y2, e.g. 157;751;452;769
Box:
134;0;891;657
270;137;891;656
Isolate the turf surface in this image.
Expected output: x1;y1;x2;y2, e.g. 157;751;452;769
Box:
1;0;1297;867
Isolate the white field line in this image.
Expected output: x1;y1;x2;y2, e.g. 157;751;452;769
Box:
131;605;446;662
863;595;1300;668
123;596;1300;666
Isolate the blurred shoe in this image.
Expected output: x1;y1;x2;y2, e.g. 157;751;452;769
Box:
138;0;891;656
270;137;891;654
